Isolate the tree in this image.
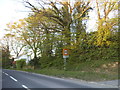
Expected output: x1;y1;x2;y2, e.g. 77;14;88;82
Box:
1;36;12;68
95;0;118;46
23;16;43;69
5;21;27;59
21;0;95;69
24;0;92;48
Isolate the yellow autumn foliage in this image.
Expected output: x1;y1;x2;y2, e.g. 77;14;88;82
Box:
95;20;113;46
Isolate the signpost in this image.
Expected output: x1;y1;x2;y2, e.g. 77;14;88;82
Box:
62;49;69;70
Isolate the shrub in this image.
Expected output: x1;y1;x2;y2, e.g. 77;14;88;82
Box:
16;59;26;69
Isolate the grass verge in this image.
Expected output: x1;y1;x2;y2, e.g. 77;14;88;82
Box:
9;60;118;82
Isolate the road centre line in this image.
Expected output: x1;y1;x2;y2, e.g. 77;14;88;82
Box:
5;73;9;76
3;72;9;76
9;76;18;82
2;72;5;74
9;75;30;90
3;72;17;82
22;85;28;88
22;85;30;90
3;71;30;90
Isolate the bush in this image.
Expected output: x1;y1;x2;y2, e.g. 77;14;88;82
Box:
28;57;41;69
16;59;26;69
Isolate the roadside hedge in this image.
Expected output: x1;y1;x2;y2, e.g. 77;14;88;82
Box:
16;59;26;69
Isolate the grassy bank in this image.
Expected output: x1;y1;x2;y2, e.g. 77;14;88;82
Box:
9;60;118;82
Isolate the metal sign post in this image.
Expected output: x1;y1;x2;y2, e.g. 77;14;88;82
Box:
63;49;69;70
64;58;66;70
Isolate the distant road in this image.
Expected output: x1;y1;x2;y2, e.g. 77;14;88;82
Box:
2;69;118;90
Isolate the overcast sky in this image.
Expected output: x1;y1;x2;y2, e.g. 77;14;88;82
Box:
0;0;29;39
0;0;99;39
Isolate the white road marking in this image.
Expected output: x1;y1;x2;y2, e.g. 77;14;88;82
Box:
3;72;9;76
5;73;9;76
3;71;31;89
89;82;96;84
22;85;30;90
9;76;18;82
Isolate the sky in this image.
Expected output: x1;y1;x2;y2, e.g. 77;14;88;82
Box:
2;0;117;40
0;0;29;39
0;0;97;39
0;0;118;39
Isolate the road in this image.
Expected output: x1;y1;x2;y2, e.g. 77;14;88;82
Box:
2;69;118;90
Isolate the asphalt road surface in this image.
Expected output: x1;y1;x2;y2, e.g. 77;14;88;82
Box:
2;69;118;90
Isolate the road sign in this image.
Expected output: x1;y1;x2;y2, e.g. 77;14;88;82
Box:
62;49;69;70
63;49;69;58
63;49;69;55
